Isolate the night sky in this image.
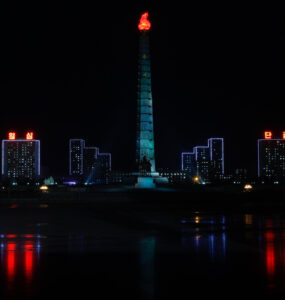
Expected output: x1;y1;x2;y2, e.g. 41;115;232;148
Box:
0;3;284;176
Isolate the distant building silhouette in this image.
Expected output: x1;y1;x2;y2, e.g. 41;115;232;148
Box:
69;139;111;184
83;147;99;182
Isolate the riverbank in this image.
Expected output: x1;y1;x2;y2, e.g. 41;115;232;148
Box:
0;184;284;213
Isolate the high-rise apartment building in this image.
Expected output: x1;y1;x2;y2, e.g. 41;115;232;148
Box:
181;137;224;182
69;139;85;176
195;146;210;180
83;147;98;183
181;152;196;175
208;138;224;179
2;132;40;182
258;137;285;181
69;139;111;183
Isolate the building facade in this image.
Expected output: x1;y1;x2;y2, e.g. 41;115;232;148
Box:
2;138;40;182
158;169;187;183
208;138;224;179
97;153;111;174
195;146;210;181
181;138;224;183
69;139;111;184
69;139;85;176
181;152;196;175
258;139;285;181
83;147;99;183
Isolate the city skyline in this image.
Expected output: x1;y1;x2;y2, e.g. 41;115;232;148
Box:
1;5;285;299
0;5;284;176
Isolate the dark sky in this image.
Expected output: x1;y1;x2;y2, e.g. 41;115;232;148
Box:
0;3;284;176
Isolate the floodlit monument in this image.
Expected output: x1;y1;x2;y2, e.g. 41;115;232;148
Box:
135;12;168;188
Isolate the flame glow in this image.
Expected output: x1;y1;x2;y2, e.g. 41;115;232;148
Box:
138;12;151;31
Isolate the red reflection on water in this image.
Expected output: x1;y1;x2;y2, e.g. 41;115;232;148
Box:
7;242;16;282
6;234;17;239
25;241;34;280
266;219;274;229
9;204;19;209
24;234;35;239
265;228;275;277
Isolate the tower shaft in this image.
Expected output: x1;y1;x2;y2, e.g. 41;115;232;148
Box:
136;33;156;173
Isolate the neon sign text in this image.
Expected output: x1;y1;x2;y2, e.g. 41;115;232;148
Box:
26;132;34;140
264;131;272;139
8;132;16;140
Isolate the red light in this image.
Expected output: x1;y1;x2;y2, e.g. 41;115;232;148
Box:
7;242;16;282
264;131;272;139
26;132;34;140
25;241;34;281
6;234;17;239
282;131;285;139
265;231;275;276
8;132;16;140
138;12;151;31
24;234;35;238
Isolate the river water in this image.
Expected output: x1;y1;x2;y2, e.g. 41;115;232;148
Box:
0;202;284;299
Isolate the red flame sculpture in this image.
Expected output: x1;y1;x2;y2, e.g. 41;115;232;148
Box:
138;12;151;31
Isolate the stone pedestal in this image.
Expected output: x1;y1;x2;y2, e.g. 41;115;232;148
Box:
135;177;156;189
134;173;169;189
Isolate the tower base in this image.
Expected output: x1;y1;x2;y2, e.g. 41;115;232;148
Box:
134;173;169;189
135;177;156;189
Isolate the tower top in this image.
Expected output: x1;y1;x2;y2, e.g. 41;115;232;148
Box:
138;12;151;32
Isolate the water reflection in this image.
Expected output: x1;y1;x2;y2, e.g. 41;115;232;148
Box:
265;231;275;277
140;237;156;300
244;214;253;225
181;214;227;260
0;234;41;288
181;214;285;292
25;241;35;281
181;231;227;261
7;242;16;283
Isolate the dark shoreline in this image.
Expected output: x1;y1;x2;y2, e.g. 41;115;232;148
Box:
0;185;284;214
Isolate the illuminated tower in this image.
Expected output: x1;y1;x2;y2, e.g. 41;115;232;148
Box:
136;12;156;173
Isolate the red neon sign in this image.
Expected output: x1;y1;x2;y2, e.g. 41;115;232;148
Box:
8;132;16;140
283;131;285;139
138;12;151;31
26;132;34;140
264;131;272;139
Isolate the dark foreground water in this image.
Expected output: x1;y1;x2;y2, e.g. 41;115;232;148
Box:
0;200;285;299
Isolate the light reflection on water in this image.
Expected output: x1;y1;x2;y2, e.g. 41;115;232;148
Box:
2;214;285;297
0;234;41;292
140;237;155;300
180;213;285;293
